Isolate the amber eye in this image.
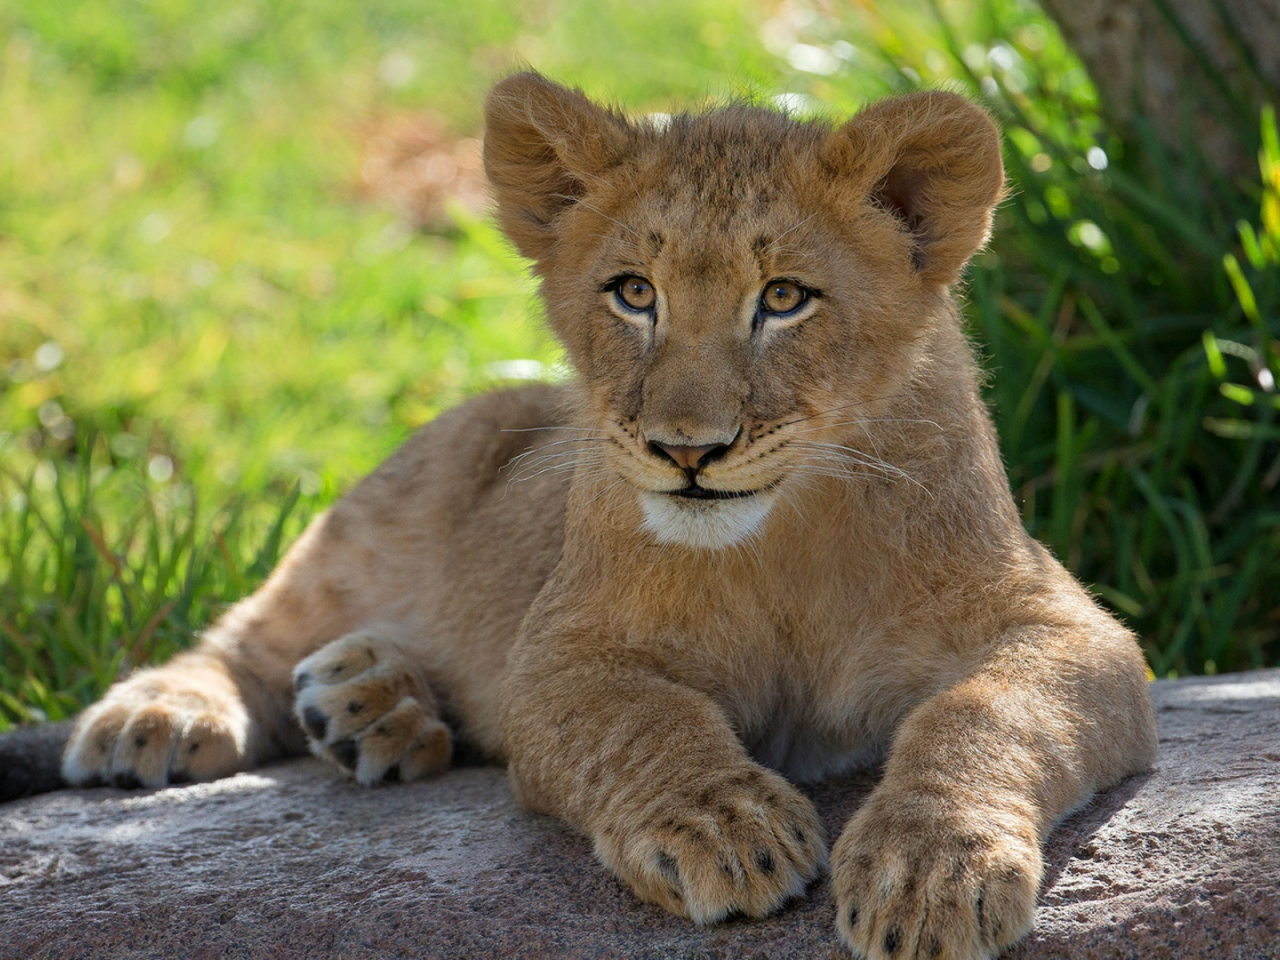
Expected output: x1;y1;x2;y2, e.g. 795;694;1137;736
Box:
761;281;806;315
615;276;656;312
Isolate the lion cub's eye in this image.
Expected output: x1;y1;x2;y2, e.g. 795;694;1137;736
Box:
760;281;807;316
615;276;656;312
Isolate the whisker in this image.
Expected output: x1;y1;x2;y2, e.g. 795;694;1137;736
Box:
788;449;899;478
505;451;614;479
580;476;630;509
500;425;608;435
507;459;609;483
785;416;942;438
770;395;914;432
501;436;614;483
789;442;914;481
780;489;815;533
788;463;884;485
504;436;610;466
506;451;609;473
503;462;621;495
588;233;641;251
558;196;643;240
787;450;931;495
764;212;818;253
736;530;766;572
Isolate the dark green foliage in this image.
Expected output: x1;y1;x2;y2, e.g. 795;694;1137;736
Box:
0;444;314;726
903;2;1280;675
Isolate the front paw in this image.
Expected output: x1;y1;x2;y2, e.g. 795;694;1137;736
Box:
832;796;1041;960
594;765;827;923
63;663;251;788
292;630;451;785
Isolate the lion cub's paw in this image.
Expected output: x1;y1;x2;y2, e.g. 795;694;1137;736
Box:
292;630;451;785
63;667;251;789
595;765;827;924
831;797;1041;960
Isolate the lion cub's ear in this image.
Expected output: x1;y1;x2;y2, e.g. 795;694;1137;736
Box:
484;72;633;263
823;91;1004;287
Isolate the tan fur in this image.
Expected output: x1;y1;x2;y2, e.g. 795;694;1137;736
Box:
63;74;1156;959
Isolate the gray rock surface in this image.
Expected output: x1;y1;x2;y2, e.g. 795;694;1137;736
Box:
1;671;1277;959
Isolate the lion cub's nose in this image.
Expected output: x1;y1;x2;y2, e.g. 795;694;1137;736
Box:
648;441;731;472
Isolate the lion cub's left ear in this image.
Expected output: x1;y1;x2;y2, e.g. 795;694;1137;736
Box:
823;91;1004;287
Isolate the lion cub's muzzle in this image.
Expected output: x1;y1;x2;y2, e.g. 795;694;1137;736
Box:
633;425;779;548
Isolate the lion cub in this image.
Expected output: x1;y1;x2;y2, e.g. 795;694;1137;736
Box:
63;73;1156;959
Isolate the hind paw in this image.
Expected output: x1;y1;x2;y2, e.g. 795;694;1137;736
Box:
292;630;451;785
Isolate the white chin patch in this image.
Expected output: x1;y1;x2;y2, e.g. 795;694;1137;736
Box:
639;490;776;550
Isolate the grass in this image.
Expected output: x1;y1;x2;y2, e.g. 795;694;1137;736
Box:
2;0;1277;728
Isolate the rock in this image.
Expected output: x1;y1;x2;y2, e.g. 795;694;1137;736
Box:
0;671;1276;959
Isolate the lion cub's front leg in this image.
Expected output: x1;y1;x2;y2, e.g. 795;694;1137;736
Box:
831;627;1156;960
502;642;827;923
291;629;452;784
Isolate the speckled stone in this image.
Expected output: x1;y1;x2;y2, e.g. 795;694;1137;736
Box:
1;671;1277;959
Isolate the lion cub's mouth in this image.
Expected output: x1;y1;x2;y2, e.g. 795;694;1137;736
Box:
666;478;781;501
669;485;762;501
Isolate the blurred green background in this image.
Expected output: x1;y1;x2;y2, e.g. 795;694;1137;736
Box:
2;0;1278;728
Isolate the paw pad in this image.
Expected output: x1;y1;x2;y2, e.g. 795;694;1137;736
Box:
302;706;328;741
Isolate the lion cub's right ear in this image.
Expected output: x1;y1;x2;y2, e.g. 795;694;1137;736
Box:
484;72;633;264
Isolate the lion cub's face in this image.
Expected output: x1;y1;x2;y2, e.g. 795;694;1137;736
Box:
485;75;1003;548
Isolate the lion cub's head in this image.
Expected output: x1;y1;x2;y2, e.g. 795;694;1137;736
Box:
484;73;1003;549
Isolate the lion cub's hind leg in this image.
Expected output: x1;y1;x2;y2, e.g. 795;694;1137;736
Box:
292;628;452;785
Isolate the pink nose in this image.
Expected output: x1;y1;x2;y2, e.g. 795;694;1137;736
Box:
649;442;729;471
